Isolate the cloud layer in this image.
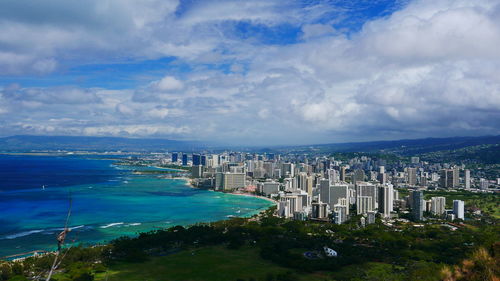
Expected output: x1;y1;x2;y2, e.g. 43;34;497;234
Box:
0;0;499;145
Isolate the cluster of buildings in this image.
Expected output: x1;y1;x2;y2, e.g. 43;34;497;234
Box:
163;152;496;225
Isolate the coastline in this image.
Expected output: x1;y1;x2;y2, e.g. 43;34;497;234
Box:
0;158;274;260
2;180;276;261
150;165;188;172
176;176;278;210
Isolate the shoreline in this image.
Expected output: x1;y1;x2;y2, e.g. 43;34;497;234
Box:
150;165;188;172
1;169;273;260
176;176;278;209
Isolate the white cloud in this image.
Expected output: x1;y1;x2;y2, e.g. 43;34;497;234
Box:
1;0;499;144
156;76;184;91
82;124;190;137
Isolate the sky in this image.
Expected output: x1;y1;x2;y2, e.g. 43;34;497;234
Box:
0;0;499;145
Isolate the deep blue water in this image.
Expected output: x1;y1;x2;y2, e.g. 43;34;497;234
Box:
0;154;273;258
0;154;122;191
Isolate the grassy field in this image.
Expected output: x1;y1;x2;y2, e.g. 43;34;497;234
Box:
396;189;499;218
423;191;500;218
91;246;325;281
329;261;442;281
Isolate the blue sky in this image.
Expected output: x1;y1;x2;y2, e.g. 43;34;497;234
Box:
0;0;499;145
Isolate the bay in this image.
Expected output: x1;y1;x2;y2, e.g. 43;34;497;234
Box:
0;154;273;258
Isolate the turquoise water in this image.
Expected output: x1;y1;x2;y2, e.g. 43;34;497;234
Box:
0;155;274;258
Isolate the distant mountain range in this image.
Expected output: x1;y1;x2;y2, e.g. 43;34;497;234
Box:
0;135;204;152
0;135;498;155
266;135;500;156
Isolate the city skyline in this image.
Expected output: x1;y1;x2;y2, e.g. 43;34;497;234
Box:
1;0;499;145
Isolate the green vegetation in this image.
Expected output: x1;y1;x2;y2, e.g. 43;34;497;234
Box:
419;144;500;165
423;190;500;219
328;152;401;163
2;207;498;281
131;170;182;175
157;164;190;171
441;243;500;281
418;144;500;180
94;246;319;281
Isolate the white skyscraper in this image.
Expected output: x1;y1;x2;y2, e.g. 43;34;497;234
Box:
356;182;377;209
320;182;349;215
333;204;348;224
465;169;470;189
278;195;302;218
453;200;464;220
221;172;246;191
356;195;373;215
431;197;446;216
378;184;394;218
379;166;385;174
327;169;339;185
211;154;219;167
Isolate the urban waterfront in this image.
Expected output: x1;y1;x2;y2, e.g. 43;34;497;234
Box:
0;154;274;257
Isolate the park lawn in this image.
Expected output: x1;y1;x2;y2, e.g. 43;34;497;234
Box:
328;261;444;281
328;262;402;280
93;245;324;281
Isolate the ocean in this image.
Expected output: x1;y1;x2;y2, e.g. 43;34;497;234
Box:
0;154;273;258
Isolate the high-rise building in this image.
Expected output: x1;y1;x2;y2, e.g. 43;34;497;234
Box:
411;190;424;221
356;196;373;215
419;175;427;186
171;152;178;163
182;154;188;166
211;154;219;167
278;200;291;218
379;166;385;174
378;184;394;218
480;178;489;190
340;166;347;181
333;204;348;224
297;172;308;191
305;176;314;196
311;202;328;219
440;169;456;188
278;195;302;218
201;155;207;166
378;172;387;184
263;162;275;178
407;168;417;186
430;197;446;216
192;154;201;166
465;169;470;189
222;173;246;191
320;184;349;215
356;182;377;209
453;167;460;187
191;165;203;178
259;182;280;196
453;200;464;220
215;172;223;190
327;169;339;184
352;169;365;183
282;163;295;177
411;157;420;164
319;178;329;202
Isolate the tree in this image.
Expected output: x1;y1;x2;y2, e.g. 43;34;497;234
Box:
0;263;12;281
441;246;499;281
